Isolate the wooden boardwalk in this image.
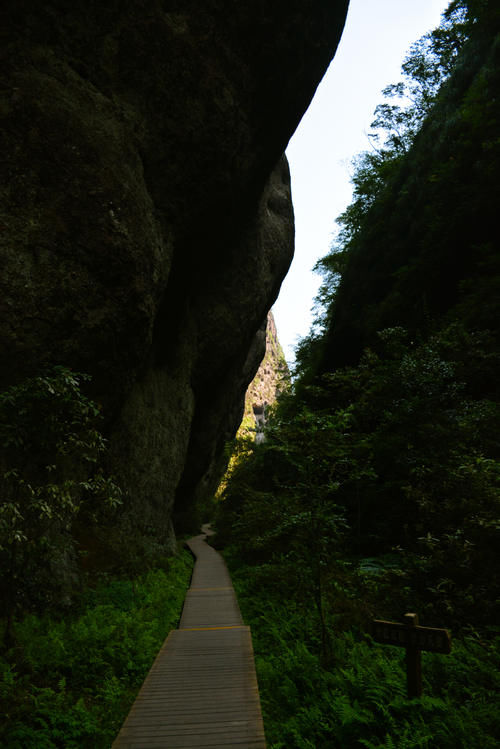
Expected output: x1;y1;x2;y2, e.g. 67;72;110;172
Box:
113;525;266;748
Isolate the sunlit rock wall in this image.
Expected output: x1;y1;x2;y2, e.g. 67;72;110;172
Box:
241;311;289;442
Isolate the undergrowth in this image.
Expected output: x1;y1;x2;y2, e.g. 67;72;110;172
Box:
225;550;500;749
0;549;193;748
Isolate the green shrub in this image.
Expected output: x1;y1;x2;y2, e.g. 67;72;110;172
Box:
0;550;193;748
0;366;122;642
227;553;500;749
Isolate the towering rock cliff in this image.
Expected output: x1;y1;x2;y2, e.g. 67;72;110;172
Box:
0;0;349;549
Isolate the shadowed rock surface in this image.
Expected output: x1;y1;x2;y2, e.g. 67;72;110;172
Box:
0;0;349;548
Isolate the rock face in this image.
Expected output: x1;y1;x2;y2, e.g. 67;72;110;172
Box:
0;1;348;548
242;312;289;441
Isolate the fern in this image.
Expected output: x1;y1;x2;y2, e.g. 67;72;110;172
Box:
0;551;193;748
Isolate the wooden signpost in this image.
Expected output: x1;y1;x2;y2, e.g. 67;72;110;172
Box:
371;612;451;698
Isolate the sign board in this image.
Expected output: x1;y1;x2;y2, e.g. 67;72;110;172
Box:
372;619;451;654
371;612;452;697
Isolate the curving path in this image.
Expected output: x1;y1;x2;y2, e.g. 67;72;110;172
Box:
113;525;266;748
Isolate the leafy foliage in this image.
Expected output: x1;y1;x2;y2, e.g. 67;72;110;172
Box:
220;321;500;628
217;4;500;745
0;550;193;748
226;555;500;749
0;367;121;640
307;0;500;373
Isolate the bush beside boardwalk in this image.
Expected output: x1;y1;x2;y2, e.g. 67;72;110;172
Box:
224;550;500;749
0;551;193;748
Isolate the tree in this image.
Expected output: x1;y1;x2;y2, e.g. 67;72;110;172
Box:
307;0;479;361
0;367;121;644
218;393;375;662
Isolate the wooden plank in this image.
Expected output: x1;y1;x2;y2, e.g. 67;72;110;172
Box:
113;528;266;748
179;589;243;628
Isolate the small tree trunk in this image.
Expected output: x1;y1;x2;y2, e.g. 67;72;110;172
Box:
3;544;16;648
314;562;332;667
4;610;14;649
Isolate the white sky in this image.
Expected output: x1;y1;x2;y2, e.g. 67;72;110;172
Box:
273;0;450;364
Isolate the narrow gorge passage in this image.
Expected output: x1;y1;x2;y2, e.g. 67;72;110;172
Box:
113;526;266;748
